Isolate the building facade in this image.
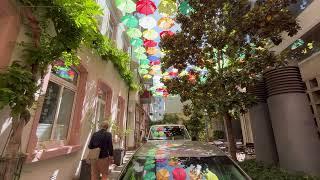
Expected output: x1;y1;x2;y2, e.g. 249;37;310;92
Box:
0;0;150;179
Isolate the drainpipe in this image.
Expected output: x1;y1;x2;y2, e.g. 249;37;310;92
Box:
124;46;133;150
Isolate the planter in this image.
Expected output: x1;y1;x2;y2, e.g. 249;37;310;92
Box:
113;148;125;166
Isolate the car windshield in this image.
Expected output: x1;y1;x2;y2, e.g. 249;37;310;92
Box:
148;126;191;140
121;156;248;180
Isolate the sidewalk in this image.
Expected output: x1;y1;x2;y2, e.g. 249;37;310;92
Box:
109;151;135;180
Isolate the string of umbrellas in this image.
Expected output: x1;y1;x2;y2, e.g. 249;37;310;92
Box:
115;0;200;97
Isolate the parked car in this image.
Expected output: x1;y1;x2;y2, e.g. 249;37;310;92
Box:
147;124;191;141
118;141;251;180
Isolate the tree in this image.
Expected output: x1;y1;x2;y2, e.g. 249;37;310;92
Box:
160;0;300;160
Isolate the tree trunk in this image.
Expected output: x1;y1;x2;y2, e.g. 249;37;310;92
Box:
224;112;237;161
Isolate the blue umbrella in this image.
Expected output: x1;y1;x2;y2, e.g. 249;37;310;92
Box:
148;56;160;61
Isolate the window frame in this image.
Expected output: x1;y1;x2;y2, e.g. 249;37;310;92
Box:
36;68;79;147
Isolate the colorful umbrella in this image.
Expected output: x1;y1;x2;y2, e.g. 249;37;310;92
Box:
134;46;146;54
172;168;186;180
139;68;149;74
115;0;122;6
148;56;159;61
140;59;150;65
130;38;143;47
127;28;142;38
116;0;136;13
146;47;157;55
158;0;177;16
143;74;153;79
143;29;158;40
140;64;150;69
136;53;148;60
121;14;138;28
179;1;194;15
144;40;157;47
150;60;161;65
139;16;157;29
158;17;175;30
156;169;170;180
136;0;157;15
160;30;174;38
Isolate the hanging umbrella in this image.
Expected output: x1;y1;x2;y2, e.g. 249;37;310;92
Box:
143;74;153;79
140;64;150;69
140;59;150;65
134;46;146;54
156;169;170;180
121;14;138;28
144;40;157;47
150;60;161;65
130;38;143;47
158;17;175;30
115;0;122;6
127;28;142;38
160;30;174;38
135;53;148;60
143;29;158;40
139;68;149;74
146;47;157;55
148;56;159;61
116;0;136;13
139;16;157;29
136;0;157;15
158;0;177;16
179;0;194;15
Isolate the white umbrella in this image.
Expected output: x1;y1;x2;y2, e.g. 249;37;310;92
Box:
139;16;157;29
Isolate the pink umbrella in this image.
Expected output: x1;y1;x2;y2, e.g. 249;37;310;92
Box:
136;0;157;15
144;40;158;47
160;30;174;38
172;168;187;180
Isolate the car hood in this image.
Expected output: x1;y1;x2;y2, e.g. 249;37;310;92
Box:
135;141;225;158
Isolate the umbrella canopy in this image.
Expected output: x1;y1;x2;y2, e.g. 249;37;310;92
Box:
148;56;160;61
143;29;158;40
179;0;194;15
127;28;142;38
143;74;153;79
140;59;150;65
158;17;175;29
140;64;150;69
130;38;143;47
116;0;136;13
139;68;149;74
146;47;157;55
158;0;177;16
135;53;148;60
121;14;138;28
134;46;146;54
150;60;161;65
160;30;174;38
144;40;157;47
136;0;157;15
139;16;157;29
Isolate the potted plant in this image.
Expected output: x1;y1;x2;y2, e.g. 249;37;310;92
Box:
110;123;131;166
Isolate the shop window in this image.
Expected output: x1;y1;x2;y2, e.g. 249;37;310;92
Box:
36;61;78;142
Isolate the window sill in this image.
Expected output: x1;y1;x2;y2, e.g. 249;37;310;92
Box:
26;144;81;163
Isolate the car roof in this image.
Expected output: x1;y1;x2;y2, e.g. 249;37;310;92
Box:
134;141;226;158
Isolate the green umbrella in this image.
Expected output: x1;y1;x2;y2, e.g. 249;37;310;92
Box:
121;14;138;28
127;28;142;38
140;64;150;69
158;0;177;16
144;172;156;180
130;38;143;47
134;46;146;54
115;0;122;6
135;53;147;60
139;68;149;75
116;0;136;13
140;59;150;65
179;1;194;15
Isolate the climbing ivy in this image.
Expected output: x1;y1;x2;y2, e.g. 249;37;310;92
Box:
0;0;137;116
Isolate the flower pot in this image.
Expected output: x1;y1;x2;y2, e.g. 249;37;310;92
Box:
113;148;125;166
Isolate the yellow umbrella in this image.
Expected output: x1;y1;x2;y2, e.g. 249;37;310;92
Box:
157;169;170;180
158;0;177;16
143;29;158;40
158;17;175;30
146;47;157;55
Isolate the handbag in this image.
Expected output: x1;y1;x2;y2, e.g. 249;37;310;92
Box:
87;148;101;161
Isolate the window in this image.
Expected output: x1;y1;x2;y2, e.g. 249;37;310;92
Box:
36;61;78;142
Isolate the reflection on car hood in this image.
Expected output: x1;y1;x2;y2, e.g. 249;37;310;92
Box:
135;141;225;158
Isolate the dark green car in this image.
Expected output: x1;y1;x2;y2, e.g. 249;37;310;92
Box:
119;141;251;180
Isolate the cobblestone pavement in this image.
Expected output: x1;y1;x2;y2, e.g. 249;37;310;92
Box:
109;151;135;180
